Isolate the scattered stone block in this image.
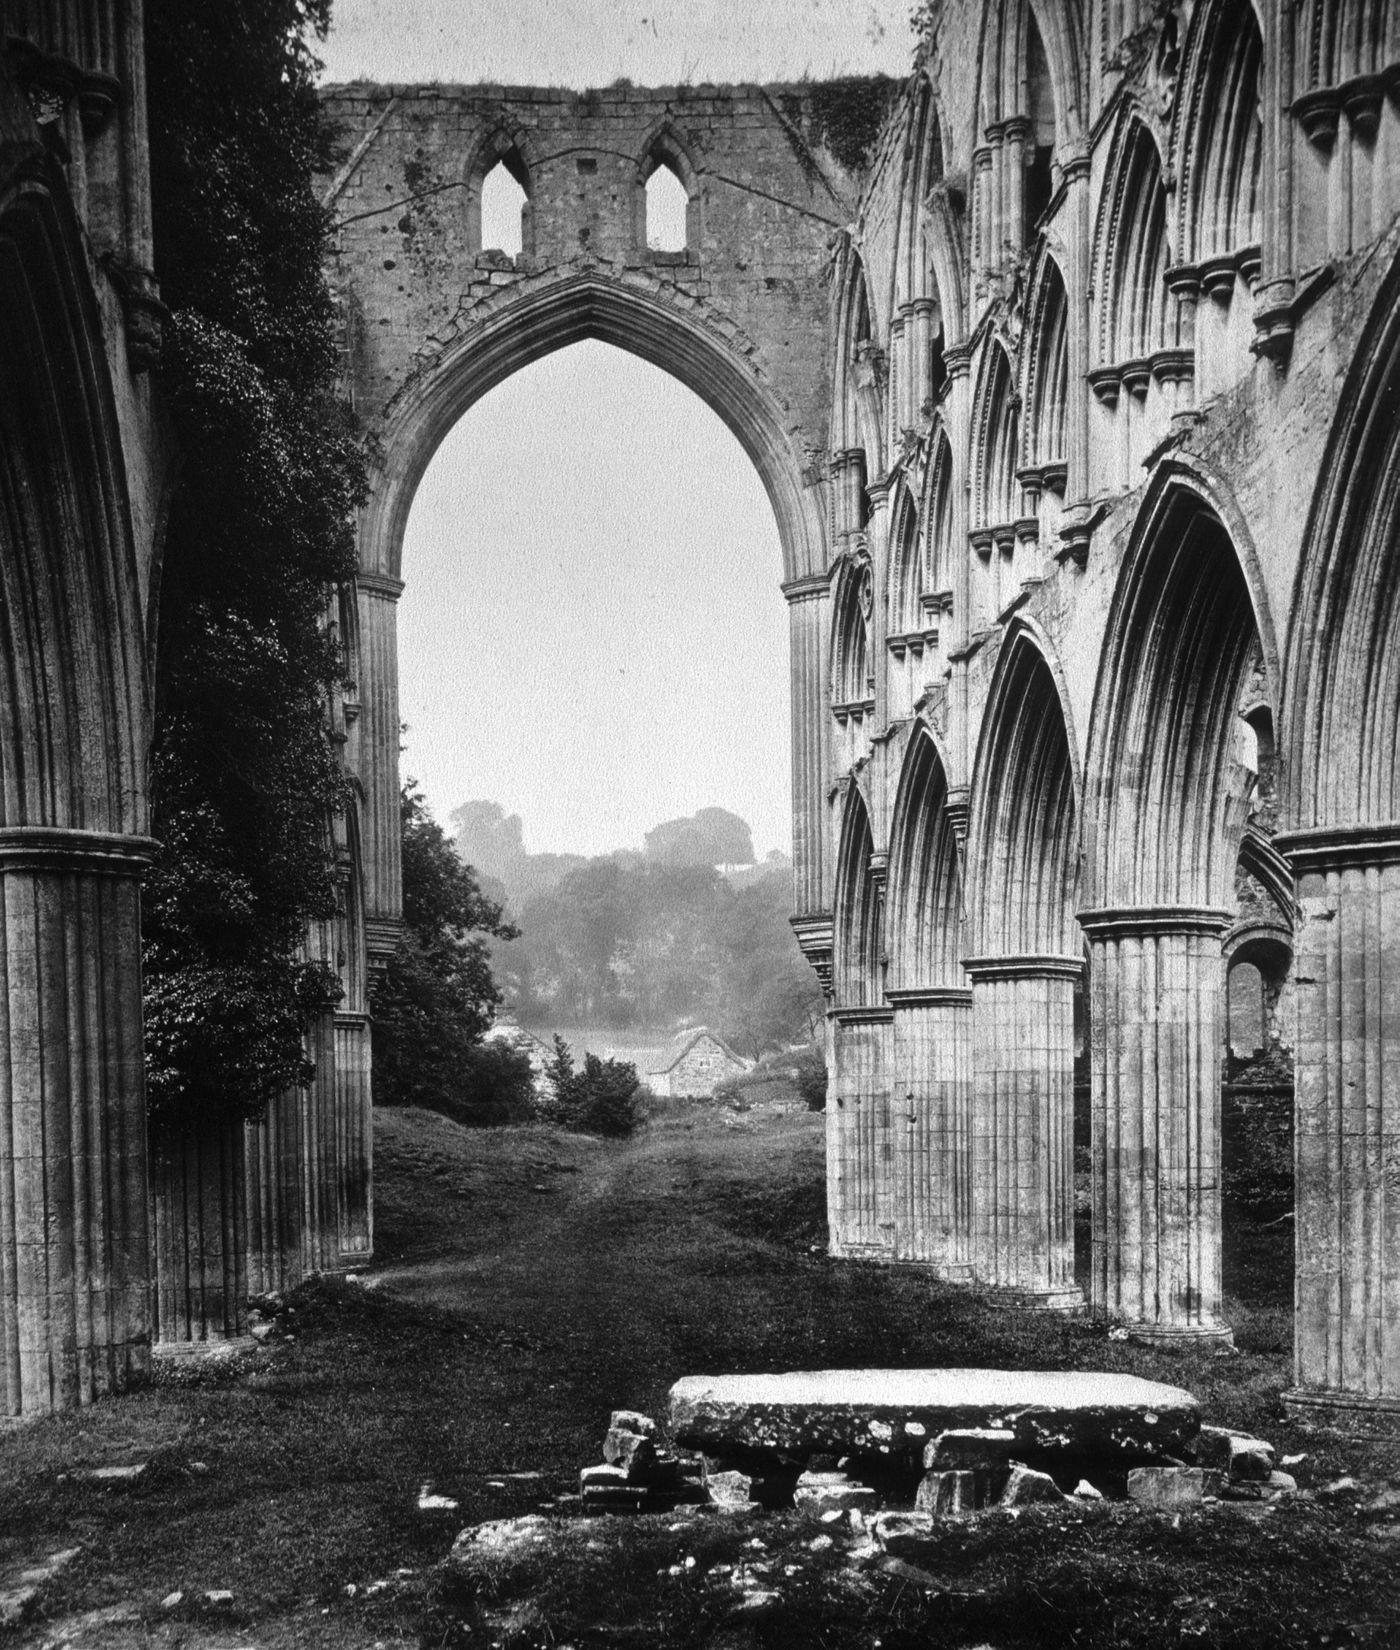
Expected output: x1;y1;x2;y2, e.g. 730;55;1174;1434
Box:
610;1410;657;1438
1195;1426;1275;1482
203;1589;234;1606
580;1464;629;1490
1000;1465;1064;1508
582;1485;649;1514
871;1510;939;1565
924;1428;1017;1470
1073;1480;1104;1500
603;1428;657;1473
916;1468;986;1517
1265;1470;1298;1496
668;1369;1200;1463
1127;1467;1204;1510
793;1471;876;1515
705;1469;756;1509
73;1463;147;1484
0;1586;37;1628
1319;1476;1361;1500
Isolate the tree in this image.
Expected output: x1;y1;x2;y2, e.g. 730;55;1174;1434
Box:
142;0;366;1133
370;785;522;1116
542;1037;648;1137
644;806;755;867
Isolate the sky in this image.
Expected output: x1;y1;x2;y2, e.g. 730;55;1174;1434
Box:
399;342;792;858
324;2;918;861
317;0;916;88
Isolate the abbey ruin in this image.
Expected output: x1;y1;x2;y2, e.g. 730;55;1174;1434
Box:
2;0;1399;1439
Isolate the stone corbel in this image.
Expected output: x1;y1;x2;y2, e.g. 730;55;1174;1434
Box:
790;913;835;996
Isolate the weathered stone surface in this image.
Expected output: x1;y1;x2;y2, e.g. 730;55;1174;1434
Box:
870;1511;940;1565
793;1472;877;1514
610;1410;657;1439
1195;1426;1275;1482
924;1428;1018;1469
603;1428;657;1472
705;1469;756;1509
1127;1468;1205;1510
580;1465;629;1491
1000;1466;1063;1508
668;1370;1200;1461
915;1469;987;1516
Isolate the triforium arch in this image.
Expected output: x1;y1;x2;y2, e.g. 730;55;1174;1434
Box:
0;136;156;1416
963;621;1083;1311
884;724;972;1274
352;269;828;972
828;782;892;1259
1279;244;1400;1427
1080;464;1277;1345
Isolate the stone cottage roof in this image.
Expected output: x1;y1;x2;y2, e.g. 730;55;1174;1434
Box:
649;1027;749;1076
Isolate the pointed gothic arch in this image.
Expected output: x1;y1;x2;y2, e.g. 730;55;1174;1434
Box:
1022;247;1069;481
1091;112;1176;385
465;126;535;257
887;724;964;989
1173;0;1264;280
833;783;881;1007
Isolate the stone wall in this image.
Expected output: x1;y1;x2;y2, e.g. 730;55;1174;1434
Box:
820;0;1400;1428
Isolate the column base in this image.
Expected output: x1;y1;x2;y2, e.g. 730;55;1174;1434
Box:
891;1259;976;1283
981;1284;1085;1315
152;1335;257;1363
1121;1320;1234;1350
1282;1388;1400;1437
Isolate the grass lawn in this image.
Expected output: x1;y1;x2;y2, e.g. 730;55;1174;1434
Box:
2;1093;1398;1648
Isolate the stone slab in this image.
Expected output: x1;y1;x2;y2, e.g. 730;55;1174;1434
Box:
668;1369;1200;1461
1127;1467;1204;1510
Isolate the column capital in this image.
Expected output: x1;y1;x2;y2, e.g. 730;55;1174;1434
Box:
781;571;832;604
357;571;406;601
832;1004;894;1026
0;827;159;875
885;986;972;1007
1275;822;1400;873
961;953;1083;983
1076;905;1232;940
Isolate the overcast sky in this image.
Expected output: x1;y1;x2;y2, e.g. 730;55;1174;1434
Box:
326;2;916;860
318;0;915;88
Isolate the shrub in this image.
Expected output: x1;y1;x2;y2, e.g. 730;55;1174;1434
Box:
792;1045;829;1111
543;1037;648;1137
444;1041;538;1127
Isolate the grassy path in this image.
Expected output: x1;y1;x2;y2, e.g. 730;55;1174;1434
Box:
0;1099;1397;1647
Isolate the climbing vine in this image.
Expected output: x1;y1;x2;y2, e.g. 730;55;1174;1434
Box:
807;77;900;174
142;0;366;1134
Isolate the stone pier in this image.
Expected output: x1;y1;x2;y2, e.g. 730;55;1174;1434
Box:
887;989;973;1274
0;830;155;1417
1282;828;1400;1429
963;957;1081;1310
1080;908;1233;1344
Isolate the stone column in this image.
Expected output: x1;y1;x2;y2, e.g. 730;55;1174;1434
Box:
150;1112;247;1346
357;572;405;966
963;955;1082;1310
334;1010;373;1264
887;988;973;1276
0;827;155;1418
1078;907;1233;1345
783;573;832;919
828;1007;894;1259
1279;827;1400;1431
243;1086;306;1301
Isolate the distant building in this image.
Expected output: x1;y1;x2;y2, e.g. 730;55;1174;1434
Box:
647;1028;752;1099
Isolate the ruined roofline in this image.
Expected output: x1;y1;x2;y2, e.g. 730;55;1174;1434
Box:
319;74;905;104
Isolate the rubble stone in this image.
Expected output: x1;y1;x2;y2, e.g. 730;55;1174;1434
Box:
1127;1467;1205;1510
1000;1465;1063;1507
1194;1426;1275;1482
793;1472;877;1514
924;1428;1018;1469
915;1468;987;1516
870;1511;940;1566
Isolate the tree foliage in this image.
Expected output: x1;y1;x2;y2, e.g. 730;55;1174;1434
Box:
370;786;522;1117
142;0;366;1133
504;854;822;1055
643;807;754;868
541;1038;648;1138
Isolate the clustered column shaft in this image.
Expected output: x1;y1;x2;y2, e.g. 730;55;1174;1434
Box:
888;989;973;1276
1079;907;1233;1345
1282;828;1400;1425
0;829;154;1419
963;957;1081;1310
828;1008;894;1258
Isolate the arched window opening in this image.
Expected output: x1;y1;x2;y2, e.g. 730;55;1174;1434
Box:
645;161;689;252
481;158;527;256
834;553;874;708
1227;960;1265;1059
1028;259;1069;472
1025;9;1056;231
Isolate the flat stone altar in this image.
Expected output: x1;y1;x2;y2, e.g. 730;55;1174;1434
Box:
668;1369;1200;1461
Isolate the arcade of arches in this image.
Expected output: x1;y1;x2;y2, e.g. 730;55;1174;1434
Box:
3;4;1400;1438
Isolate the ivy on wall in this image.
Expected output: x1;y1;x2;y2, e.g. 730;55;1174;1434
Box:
142;0;366;1134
